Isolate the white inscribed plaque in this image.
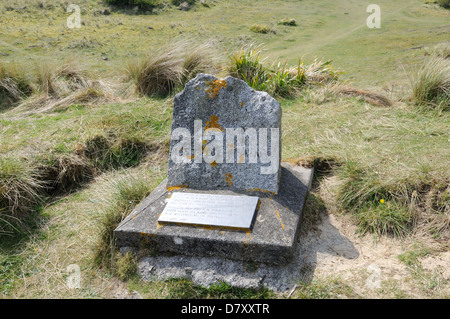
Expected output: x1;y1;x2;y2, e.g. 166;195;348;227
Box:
158;192;259;229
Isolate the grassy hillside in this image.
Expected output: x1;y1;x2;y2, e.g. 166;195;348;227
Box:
0;0;449;299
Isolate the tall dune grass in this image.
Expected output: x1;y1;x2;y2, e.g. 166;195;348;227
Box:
0;62;33;110
410;55;449;109
126;41;220;97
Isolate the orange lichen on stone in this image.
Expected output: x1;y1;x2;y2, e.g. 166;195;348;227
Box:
167;185;188;191
205;79;227;99
275;209;285;230
210;160;218;168
247;188;276;196
240;102;244;107
225;173;233;186
204;115;223;131
242;230;252;245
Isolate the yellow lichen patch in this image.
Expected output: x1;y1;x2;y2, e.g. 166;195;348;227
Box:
240;102;244;107
275;209;285;230
204;115;223;132
167;185;188;191
205;79;227;99
242;230;252;245
225;173;233;186
247;188;276;196
210;160;218;168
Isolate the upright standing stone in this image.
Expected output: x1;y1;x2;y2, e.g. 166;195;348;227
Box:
167;73;282;194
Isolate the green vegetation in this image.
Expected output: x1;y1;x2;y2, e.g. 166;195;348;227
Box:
93;173;151;274
410;55;449;110
105;0;164;11
278;18;296;26
0;0;448;299
0;62;33;110
437;0;450;9
227;46;339;98
250;24;274;34
294;277;360;299
165;279;273;299
126;41;219;97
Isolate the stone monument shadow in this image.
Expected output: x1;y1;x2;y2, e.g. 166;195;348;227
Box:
293;207;360;286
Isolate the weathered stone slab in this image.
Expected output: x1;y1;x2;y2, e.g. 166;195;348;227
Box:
167;74;282;194
114;163;313;265
158;192;259;230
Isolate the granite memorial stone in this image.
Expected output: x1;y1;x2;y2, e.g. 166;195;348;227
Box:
167;73;282;194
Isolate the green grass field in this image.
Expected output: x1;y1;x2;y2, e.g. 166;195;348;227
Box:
0;0;449;299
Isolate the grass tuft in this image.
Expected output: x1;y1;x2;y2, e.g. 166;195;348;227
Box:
83;134;151;171
93;174;151;272
356;201;414;237
0;62;33;110
227;46;339;98
39;153;94;195
410;55;449;109
0;157;43;235
335;161;419;237
126;41;219;97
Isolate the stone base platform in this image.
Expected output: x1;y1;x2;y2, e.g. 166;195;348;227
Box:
114;163;313;265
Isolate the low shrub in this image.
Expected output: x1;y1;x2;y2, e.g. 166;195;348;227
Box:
437;0;450;9
171;0;196;5
278;18;296;26
249;24;273;34
104;0;163;11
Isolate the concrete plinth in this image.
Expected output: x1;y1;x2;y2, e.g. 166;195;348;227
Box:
114;163;313;265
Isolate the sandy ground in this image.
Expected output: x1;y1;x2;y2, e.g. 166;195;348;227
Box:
130;208;448;298
298;211;449;298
